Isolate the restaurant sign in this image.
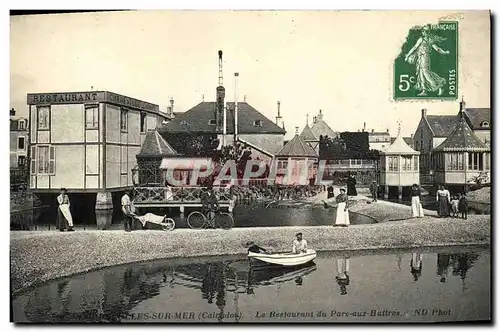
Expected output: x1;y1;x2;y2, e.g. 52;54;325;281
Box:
27;91;159;113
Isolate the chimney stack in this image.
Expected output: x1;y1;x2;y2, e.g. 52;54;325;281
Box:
313;116;317;124
371;129;374;133
363;122;366;132
169;98;174;113
421;109;427;118
317;109;323;121
295;126;299;135
10;108;15;117
411;133;414;139
386;128;389;133
167;106;172;116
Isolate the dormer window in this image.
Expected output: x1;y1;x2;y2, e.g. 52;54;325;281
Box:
180;120;189;128
253;120;263;127
208;119;217;125
480;121;490;128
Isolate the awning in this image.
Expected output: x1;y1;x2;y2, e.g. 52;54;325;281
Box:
159;158;214;170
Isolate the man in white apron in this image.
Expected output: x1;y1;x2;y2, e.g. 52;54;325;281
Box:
121;191;134;232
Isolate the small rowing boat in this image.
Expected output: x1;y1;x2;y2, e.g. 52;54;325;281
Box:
248;249;317;267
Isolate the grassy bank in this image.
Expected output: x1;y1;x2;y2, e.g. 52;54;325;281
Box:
11;215;490;296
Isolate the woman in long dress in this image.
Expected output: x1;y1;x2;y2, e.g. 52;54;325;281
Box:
410;184;424;218
436;185;450;218
404;25;450;96
346;174;357;196
56;188;74;232
334;188;350;227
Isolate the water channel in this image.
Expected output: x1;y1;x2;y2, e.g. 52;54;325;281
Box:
12;246;490;323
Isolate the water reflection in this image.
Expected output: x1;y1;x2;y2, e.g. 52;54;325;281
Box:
335;256;350;295
13;250;488;323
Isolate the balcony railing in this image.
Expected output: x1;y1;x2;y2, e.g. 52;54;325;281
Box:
132;186;232;204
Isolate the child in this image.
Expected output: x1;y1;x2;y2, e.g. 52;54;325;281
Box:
450;195;459;218
459;193;468;220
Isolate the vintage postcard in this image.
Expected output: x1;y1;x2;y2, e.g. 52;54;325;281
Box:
9;10;491;324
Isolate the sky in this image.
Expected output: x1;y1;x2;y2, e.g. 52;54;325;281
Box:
10;10;490;140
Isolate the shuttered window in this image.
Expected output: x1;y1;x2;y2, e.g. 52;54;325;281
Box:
30;146;36;175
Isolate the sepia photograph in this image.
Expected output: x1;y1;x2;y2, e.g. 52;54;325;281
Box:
8;8;492;324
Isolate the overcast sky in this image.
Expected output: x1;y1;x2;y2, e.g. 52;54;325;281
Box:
10;10;490;139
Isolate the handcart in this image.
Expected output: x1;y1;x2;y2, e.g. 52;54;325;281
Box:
130;212;175;231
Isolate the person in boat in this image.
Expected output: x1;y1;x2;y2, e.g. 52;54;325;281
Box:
246;241;269;253
56;188;74;232
292;232;308;254
436;185;451;218
201;183;219;220
410;184;424;218
334;188;350;227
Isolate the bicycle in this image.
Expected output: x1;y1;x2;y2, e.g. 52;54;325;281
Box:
187;208;234;230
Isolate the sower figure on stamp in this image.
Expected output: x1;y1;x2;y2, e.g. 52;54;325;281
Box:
404;25;450;96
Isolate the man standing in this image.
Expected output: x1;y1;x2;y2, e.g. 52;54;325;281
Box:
292;232;308;254
121;190;134;232
201;184;219;220
369;180;379;202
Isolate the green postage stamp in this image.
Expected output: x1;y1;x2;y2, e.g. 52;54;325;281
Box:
394;21;458;100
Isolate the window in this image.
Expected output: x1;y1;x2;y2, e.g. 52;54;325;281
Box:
446;153;464;171
140;112;147;133
208;119;217;125
428;139;432;151
485;153;490;170
376;138;380;142
253;120;263;127
388;156;399;171
18;156;26;168
85;105;99;129
413;156;419;171
37;106;50;130
33;146;55;175
481;121;489;128
402;156;412;171
18;137;25;150
18;120;25;130
468;152;483;171
120;109;128;132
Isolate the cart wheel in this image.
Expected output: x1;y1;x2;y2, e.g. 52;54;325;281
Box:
187;211;206;229
216;212;234;230
162;218;175;231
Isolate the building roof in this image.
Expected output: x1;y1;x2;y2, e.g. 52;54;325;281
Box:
10;118;28;132
299;123;317;141
310;119;337;139
275;134;318;158
137;130;178;157
391;137;414;146
434;112;490;152
160;101;285;134
425;108;491;136
383;131;419;155
464;108;490;130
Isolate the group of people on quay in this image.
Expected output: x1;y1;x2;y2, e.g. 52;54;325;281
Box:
436;186;468;219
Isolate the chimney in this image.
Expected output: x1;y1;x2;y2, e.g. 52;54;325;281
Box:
313;116;317;124
169;98;174;113
276;101;282;125
371;129;374;133
167;106;172;116
386;128;389;133
10;108;15;117
411;134;413;139
421;108;427;118
317;109;323;121
295;126;299;135
363;122;366;132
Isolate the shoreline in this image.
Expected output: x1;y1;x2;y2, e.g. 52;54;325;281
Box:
11;215;490;296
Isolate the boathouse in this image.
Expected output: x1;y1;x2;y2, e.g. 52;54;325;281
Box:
432;110;491;193
379;126;420;201
27;90;171;211
274;127;318;185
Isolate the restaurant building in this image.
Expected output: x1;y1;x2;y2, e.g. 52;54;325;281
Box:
27;90;171;211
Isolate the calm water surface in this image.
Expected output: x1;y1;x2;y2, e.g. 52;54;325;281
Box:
12;247;490;323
